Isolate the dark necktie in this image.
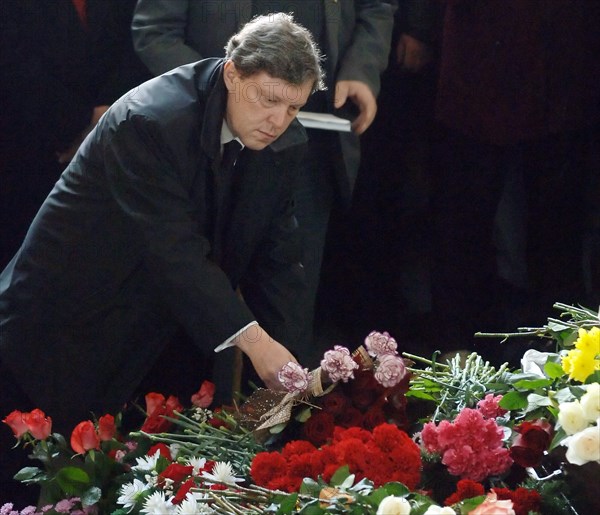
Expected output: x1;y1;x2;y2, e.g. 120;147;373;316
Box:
213;140;243;263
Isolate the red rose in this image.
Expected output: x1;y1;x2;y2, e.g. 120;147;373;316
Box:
363;405;386;431
158;463;194;488
148;443;172;460
3;410;29;438
97;414;116;441
319;391;350;416
70;420;100;454
335;406;363;428
22;409;52;440
510;419;553;468
302;411;335;447
141;393;183;433
191;380;215;408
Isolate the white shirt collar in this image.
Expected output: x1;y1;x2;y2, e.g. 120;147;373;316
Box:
220;120;244;150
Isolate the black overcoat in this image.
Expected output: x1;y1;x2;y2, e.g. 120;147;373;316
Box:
0;58;307;426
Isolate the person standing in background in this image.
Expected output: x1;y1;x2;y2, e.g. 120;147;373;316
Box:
0;0;150;269
431;0;600;360
132;0;396;367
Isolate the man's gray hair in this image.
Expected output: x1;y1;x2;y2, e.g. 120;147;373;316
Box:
225;13;325;92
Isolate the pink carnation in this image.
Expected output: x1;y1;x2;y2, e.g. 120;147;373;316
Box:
374;354;406;388
420;408;513;481
477;394;507;419
321;345;359;383
364;331;398;358
278;362;310;393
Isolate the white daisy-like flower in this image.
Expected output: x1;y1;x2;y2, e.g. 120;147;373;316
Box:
175;493;215;515
141;491;175;515
132;452;161;472
117;478;147;513
201;461;244;486
185;456;208;475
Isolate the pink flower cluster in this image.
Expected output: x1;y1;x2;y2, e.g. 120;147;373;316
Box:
320;345;359;383
420;408;513;481
365;331;407;388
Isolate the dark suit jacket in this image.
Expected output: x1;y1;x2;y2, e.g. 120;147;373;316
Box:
0;59;307;426
132;0;396;203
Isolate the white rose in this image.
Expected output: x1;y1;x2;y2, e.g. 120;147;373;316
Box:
558;401;588;435
377;496;411;515
520;349;554;377
424;506;456;514
565;425;600;465
580;383;600;422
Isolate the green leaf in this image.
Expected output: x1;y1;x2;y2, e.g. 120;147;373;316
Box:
296;407;313;423
330;465;351;486
298;499;325;514
81;486;102;506
523;393;552;413
13;466;45;483
55;466;91;495
405;390;437;401
367;487;393;506
300;478;322;496
513;378;553;390
269;422;288;434
498;390;528;410
544;361;565;379
380;482;409;497
276;493;298;514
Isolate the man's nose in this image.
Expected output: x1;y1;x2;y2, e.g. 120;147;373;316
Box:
269;105;289;129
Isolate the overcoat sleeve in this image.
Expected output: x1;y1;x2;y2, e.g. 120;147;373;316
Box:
132;0;202;75
99;113;256;347
335;0;397;96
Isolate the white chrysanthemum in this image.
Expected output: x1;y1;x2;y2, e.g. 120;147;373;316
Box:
117;478;147;513
141;491;175;515
558;401;588;435
176;493;215;514
132;452;161;472
565;425;600;465
201;461;244;485
185;456;208;475
169;443;182;460
580;383;600;422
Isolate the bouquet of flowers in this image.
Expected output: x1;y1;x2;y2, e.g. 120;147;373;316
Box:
2;303;599;514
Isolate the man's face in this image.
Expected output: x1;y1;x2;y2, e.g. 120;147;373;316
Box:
223;60;313;150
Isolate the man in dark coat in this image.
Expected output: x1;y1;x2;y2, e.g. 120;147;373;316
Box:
0;13;323;440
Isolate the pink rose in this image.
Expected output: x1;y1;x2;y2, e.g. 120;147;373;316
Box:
191;380;216;408
374;354;406;388
278;362;310;393
321;345;359;383
469;491;515;515
3;410;29;438
364;331;398;358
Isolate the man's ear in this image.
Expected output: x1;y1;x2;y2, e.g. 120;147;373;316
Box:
223;60;239;91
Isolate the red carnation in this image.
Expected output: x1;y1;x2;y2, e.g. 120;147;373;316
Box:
494;487;541;515
250;452;288;487
445;479;486;505
510;419;553;468
141;393;183;434
173;478;196;504
282;440;317;459
148;443;172;460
